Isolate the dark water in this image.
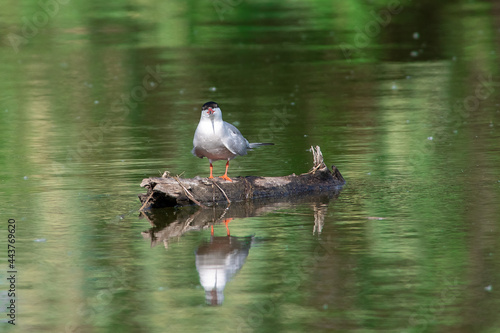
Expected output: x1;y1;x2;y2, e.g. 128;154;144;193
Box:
1;0;500;332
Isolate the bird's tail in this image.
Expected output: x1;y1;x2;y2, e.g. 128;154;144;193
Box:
248;142;274;149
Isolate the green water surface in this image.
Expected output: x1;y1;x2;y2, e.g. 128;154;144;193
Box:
1;1;500;332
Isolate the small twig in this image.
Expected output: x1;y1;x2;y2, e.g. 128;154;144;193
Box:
139;191;155;211
173;176;207;208
212;181;216;204
212;179;231;205
216;205;230;222
310;163;322;174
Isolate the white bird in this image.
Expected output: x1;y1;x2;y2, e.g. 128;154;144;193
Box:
192;101;273;181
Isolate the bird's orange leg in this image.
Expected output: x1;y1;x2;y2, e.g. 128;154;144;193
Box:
211;225;214;236
208;162;214;179
224;218;232;236
219;161;232;182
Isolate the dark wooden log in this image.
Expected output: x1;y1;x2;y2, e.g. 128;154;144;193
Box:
138;146;345;209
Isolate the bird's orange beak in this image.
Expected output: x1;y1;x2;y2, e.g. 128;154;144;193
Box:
207;107;214;115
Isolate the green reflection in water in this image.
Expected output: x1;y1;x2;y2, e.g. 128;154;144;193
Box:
1;0;499;332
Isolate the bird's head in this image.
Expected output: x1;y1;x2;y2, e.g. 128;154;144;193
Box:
201;101;222;119
200;101;222;133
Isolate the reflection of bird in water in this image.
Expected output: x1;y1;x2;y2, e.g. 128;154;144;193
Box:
195;218;253;306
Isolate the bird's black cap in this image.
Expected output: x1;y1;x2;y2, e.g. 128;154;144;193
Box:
202;101;218;110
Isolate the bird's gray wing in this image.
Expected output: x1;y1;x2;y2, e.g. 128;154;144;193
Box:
222;122;249;156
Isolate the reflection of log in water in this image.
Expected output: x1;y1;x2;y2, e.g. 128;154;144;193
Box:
138;146;344;209
140;193;338;305
140;194;336;248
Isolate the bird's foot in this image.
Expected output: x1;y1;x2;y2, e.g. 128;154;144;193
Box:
208;175;215;179
219;174;232;182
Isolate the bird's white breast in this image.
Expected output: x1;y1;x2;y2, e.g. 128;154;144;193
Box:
193;118;236;161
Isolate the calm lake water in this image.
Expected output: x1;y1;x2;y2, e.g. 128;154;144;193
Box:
1;1;500;332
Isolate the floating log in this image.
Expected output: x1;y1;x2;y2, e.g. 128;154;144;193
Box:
138;146;345;209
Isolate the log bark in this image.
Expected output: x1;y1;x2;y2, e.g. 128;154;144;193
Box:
138;146;345;209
